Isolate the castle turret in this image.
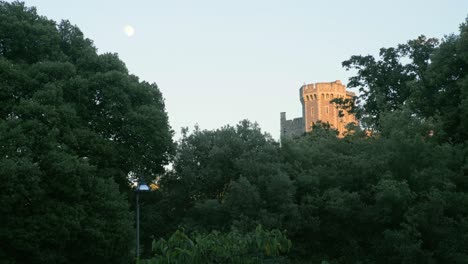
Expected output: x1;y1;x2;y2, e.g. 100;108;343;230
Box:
281;80;357;140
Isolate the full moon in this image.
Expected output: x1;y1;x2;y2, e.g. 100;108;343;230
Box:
123;25;135;37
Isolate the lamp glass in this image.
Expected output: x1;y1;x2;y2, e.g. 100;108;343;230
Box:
137;183;150;192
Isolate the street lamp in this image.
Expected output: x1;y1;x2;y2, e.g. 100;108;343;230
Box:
135;181;150;260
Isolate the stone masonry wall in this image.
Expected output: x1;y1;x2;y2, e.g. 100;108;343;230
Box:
280;112;304;139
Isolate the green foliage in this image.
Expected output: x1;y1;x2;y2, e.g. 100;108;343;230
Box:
152;111;467;263
0;1;173;263
282;111;468;263
155;121;297;235
342;19;468;144
141;225;291;264
342;35;439;131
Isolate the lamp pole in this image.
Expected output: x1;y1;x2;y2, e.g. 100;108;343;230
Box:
135;182;150;260
136;190;140;259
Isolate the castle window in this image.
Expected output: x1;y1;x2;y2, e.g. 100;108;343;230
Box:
326;94;329;99
326;106;329;114
311;107;313;116
321;94;324;100
331;93;334;98
314;94;317;100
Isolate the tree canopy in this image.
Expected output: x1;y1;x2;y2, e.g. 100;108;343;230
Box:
342;20;468;144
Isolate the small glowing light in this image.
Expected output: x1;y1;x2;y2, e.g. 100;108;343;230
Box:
123;25;135;37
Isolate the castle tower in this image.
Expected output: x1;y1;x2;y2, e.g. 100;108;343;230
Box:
281;80;357;139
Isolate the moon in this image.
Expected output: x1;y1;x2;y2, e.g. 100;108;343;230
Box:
123;25;135;37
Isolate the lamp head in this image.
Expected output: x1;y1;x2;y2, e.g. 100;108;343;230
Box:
136;182;150;192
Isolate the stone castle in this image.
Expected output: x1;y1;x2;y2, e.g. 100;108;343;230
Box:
280;80;357;139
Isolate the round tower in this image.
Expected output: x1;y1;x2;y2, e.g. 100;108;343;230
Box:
300;80;356;136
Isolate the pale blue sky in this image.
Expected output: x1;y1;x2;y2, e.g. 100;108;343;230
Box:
23;0;468;139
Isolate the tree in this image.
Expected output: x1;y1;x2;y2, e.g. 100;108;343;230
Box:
422;19;468;144
142;225;291;264
342;18;468;145
0;2;173;263
153;121;297;249
342;36;439;131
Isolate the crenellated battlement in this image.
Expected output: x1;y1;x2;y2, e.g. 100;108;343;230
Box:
300;80;349;102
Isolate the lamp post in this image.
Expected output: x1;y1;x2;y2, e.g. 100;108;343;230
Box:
136;181;150;260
